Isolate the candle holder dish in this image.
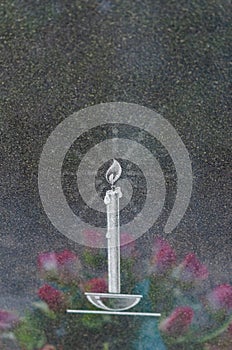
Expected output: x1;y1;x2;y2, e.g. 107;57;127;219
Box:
85;292;143;311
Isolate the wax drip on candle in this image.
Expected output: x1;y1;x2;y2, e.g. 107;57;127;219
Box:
105;159;122;187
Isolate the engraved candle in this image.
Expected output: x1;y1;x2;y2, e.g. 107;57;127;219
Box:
104;160;122;293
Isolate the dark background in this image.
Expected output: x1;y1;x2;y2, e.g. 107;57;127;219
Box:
1;0;231;301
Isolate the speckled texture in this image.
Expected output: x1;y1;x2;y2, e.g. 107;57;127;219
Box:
1;0;231;303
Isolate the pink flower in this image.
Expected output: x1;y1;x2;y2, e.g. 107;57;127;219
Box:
84;278;108;293
38;252;58;278
207;284;232;311
38;250;81;284
150;237;176;273
120;232;136;258
0;310;19;331
159;306;194;336
38;284;66;312
82;230;105;247
179;253;208;282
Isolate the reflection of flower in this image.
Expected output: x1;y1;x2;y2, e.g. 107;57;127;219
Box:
207;284;232;311
82;230;105;247
178;253;208;282
84;278;108;293
150;237;176;273
38;250;81;284
56;250;78;266
56;250;81;284
38;284;66;312
0;310;19;331
120;232;136;258
38;252;58;278
10;241;232;350
159;306;194;336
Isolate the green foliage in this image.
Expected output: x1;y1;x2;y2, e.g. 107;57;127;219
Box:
14;311;47;350
82;250;106;269
81;314;109;331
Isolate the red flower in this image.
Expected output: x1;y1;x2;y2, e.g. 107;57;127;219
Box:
84;278;108;293
150;237;176;273
159;306;194;336
0;310;19;331
56;250;78;266
38;284;66;312
120;232;136;258
179;253;208;282
207;284;232;311
56;250;81;284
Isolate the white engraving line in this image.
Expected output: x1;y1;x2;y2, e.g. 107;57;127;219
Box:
66;310;161;317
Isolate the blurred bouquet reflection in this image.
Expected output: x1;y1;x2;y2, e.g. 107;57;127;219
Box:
147;237;232;350
1;235;231;349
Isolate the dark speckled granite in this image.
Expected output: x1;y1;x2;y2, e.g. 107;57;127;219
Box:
1;0;231;301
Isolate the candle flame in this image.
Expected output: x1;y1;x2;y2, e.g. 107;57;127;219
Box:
106;159;122;186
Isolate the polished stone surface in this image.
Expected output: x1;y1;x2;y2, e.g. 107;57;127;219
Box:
1;0;231;304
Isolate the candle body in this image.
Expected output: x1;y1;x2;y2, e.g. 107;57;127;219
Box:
104;187;122;293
